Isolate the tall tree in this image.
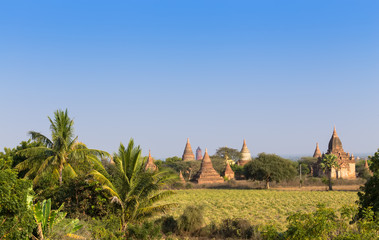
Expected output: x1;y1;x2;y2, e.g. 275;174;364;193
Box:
16;109;107;185
244;153;297;189
214;147;241;162
358;149;379;218
320;154;340;191
91;139;176;231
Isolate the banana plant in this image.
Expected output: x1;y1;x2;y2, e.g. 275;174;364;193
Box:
31;199;83;240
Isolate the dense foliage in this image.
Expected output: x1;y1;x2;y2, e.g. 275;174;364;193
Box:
91;139;176;230
358;149;379;219
16;109;107;186
0;157;35;239
244;153;297;189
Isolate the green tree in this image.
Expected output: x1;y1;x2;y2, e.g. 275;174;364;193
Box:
297;157;318;176
358;149;379;219
214;147;241;162
320;154;340;191
0;157;35;239
16;109;107;186
244;153;297;189
90;139;176;231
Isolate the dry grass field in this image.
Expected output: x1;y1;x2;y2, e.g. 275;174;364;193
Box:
160;189;359;230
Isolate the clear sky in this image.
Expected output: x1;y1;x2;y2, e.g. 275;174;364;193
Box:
0;1;378;159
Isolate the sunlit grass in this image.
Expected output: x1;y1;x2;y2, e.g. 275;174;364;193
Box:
159;189;358;230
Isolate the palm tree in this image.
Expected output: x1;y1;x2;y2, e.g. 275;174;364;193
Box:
91;139;176;231
16;109;108;186
320;154;340;190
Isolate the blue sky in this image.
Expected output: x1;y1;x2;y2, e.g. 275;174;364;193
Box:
0;1;378;159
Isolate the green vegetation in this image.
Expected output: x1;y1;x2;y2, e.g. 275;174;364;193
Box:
244;153;297;189
15;109;107;186
0;109;378;239
91;139;176;231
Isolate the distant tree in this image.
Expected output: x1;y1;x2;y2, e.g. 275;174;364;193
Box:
15;109;108;186
244;153;297;189
358;149;379;219
356;159;373;180
214;147;241;162
165;156;182;164
320;154;340;191
210;156;227;174
297;157;318;176
90;139;176;231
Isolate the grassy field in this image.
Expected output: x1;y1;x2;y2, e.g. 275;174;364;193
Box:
160;189;358;230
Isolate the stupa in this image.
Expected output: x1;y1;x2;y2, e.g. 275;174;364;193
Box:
224;162;235;180
182;138;195;161
145;150;158;171
314;127;356;179
179;170;186;183
196;147;202;160
237;139;251;166
313;143;321;158
191;148;224;184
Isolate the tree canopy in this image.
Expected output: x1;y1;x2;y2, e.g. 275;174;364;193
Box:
244;153;297;189
214;147;241;162
15;109;107;186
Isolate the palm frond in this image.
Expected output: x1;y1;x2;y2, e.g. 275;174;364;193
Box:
28;131;53;148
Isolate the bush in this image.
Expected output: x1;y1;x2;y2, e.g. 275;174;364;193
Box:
217;218;257;239
161;216;178;234
87;214;124;239
38;176;112;219
127;221;162;240
178;205;204;234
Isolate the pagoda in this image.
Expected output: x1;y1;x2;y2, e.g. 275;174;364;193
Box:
182;138;195;161
145;150;158;171
313;143;321;158
191;149;224;184
196;147;202;160
224;162;235;180
179;170;186;183
314;127;356;179
237;139;251;166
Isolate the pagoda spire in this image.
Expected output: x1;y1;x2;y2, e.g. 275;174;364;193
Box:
191;147;224;184
145;149;157;171
328;126;343;153
238;139;251;166
182;138;195;161
313;142;321;158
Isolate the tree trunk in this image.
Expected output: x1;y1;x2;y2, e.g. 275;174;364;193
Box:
59;165;63;185
328;170;333;191
265;181;270;189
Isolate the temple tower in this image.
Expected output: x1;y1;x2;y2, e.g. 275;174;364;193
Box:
191;148;224;184
182;138;195;161
224;162;235;180
315;127;356;179
196;147;202;161
313;143;321;158
238;139;251;166
145;150;158;171
179;170;186;183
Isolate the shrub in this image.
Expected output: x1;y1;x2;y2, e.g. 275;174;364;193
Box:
127;221;162;240
161;216;178;234
217;218;257;239
177;205;204;233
